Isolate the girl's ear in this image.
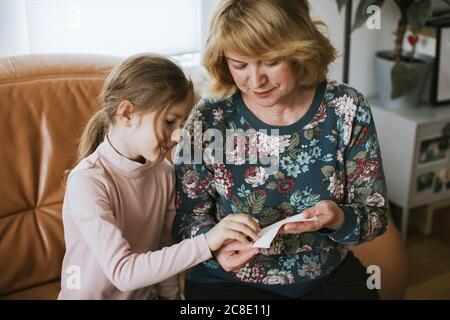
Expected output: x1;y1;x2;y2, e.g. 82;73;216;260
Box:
116;100;134;127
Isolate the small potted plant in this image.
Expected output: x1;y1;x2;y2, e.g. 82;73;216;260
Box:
335;0;450;109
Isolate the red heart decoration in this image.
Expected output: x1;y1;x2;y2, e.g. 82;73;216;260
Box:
408;34;419;46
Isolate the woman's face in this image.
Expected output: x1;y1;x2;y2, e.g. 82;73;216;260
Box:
225;50;299;108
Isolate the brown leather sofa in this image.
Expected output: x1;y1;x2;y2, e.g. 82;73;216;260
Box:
0;54;407;300
0;54;119;299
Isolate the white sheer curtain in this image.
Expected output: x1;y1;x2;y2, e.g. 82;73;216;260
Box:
23;0;203;56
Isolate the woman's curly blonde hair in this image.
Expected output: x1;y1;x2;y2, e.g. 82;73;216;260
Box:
203;0;337;98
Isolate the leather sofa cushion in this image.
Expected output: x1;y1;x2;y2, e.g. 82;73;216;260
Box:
0;54;119;298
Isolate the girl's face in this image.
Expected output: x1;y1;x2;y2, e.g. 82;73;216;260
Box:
224;50;299;109
131;90;194;163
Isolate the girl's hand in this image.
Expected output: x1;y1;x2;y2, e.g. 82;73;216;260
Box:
213;241;260;272
280;200;344;234
205;214;261;251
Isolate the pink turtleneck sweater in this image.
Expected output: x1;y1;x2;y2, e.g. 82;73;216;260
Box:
58;137;212;300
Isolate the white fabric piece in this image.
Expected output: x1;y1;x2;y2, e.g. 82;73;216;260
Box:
251;213;318;248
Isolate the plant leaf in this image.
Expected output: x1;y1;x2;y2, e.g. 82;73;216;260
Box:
393;0;411;11
290;191;303;207
346;160;357;176
266;182;277;190
303;194;321;207
356;187;373;199
407;0;432;34
304;129;314;140
236;198;250;213
320;251;330;264
313;126;323;139
321;165;335;178
258;208;279;227
354;151;368;160
352;0;386;31
274;171;285;179
289;149;297;159
391;61;421;99
288;133;300;150
300;233;314;244
246;190;267;214
335;0;350;12
277;202;294;215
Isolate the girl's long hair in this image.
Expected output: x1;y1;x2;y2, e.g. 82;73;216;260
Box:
77;53;193;164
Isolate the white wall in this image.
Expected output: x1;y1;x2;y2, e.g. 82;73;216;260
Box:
201;0;220;47
348;0;400;97
310;0;346;85
311;0;398;96
0;0;29;57
301;0;402;96
0;0;409;99
347;0;439;97
0;0;213;58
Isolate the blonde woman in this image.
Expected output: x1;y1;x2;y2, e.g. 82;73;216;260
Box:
173;0;388;300
58;54;261;299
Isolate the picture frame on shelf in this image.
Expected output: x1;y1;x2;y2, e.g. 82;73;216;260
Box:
417;171;435;193
435;167;450;193
418;135;450;165
430;21;450;106
434;175;444;193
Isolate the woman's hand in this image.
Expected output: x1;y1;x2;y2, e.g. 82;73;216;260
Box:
205;214;261;251
213;241;260;272
280;200;345;234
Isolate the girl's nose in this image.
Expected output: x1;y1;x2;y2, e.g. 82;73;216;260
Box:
170;128;182;144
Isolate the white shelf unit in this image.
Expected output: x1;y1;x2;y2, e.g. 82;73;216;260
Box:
370;98;450;241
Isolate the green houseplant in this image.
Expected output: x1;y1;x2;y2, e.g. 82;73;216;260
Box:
334;0;450;108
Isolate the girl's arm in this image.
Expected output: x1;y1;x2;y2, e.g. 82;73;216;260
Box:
65;172;212;293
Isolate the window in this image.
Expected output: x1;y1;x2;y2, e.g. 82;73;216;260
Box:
24;0;203;57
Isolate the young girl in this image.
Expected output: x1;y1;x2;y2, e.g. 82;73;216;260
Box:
58;54;260;300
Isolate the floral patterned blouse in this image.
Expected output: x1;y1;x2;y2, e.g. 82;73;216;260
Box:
172;80;388;297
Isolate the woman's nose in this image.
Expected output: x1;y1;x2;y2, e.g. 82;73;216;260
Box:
249;67;267;89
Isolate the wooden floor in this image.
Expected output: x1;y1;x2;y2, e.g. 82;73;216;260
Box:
405;229;450;300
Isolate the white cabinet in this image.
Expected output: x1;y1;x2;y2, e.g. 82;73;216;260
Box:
370;99;450;240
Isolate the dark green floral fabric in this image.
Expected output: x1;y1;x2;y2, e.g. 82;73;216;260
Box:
172;80;388;296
